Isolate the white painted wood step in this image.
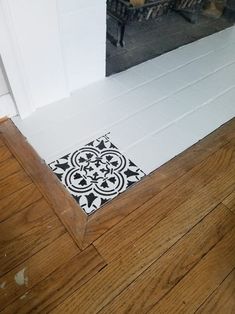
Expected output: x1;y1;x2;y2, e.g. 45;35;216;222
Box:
12;26;235;172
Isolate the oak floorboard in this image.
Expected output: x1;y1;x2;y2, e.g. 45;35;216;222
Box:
0;157;22;181
196;269;235;314
223;190;235;214
0;171;32;201
230;138;235;146
0;145;11;163
83;119;235;246
148;228;235;314
0;137;4;147
0;199;65;276
50;170;234;314
0;184;42;223
3;246;106;314
94;143;235;261
100;204;235;314
0;233;80;311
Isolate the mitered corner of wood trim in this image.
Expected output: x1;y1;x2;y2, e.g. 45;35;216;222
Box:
80;216;102;249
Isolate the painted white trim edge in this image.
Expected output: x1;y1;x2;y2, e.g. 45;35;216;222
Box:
0;0;34;118
0;93;17;118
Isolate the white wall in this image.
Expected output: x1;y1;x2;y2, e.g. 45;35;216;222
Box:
0;0;69;117
0;1;32;118
0;0;106;118
58;0;106;91
7;0;69;109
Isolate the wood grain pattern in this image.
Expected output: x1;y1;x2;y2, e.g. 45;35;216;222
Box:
230;137;235;146
0;233;80;311
1;119;235;249
3;246;106;314
0;183;42;222
0;157;22;181
100;204;235;313
0;145;11;163
0;120;87;249
149;228;235;314
0;137;4;147
0;118;235;313
84;175;156;246
0;198;65;276
94;144;235;261
215;117;235;142
83;118;235;247
51;172;233;314
0;170;32;201
196;269;235;314
223;190;235;214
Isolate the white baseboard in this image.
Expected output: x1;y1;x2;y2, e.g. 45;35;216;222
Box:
0;93;17;118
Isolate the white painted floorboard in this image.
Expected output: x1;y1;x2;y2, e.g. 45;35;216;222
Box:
13;26;235;175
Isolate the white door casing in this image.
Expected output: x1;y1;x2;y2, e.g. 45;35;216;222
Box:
0;0;69;118
0;0;33;118
0;64;8;96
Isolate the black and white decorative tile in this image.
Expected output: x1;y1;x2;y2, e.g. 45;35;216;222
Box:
49;134;145;214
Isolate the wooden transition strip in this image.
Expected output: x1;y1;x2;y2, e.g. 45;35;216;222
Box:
1;118;235;249
0;119;87;249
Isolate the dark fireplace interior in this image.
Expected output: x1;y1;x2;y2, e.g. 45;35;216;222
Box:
106;0;235;76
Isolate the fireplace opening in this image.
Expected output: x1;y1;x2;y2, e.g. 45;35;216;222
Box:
106;0;235;76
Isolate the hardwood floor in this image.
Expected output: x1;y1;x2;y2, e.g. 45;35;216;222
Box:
0;118;235;313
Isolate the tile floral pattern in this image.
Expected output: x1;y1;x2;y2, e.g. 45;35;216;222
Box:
49;134;145;214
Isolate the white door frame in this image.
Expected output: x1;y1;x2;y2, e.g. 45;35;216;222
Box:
0;0;34;118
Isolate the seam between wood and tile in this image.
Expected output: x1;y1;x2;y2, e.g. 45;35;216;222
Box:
83;140;233;248
1;119;235;251
1;120;235;313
